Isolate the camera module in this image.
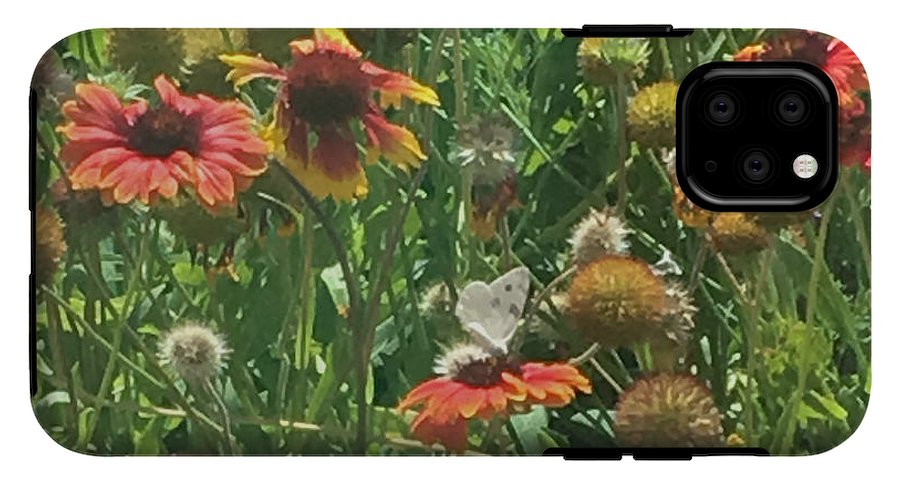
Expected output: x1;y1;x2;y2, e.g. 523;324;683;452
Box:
776;92;808;125
739;150;775;184
706;92;738;125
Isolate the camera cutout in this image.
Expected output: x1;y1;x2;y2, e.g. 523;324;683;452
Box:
676;62;838;210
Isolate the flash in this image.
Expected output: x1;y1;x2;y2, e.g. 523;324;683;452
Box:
792;154;818;179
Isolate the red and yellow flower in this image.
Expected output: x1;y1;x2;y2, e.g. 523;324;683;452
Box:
220;29;439;200
58;75;267;209
397;344;591;452
734;31;870;170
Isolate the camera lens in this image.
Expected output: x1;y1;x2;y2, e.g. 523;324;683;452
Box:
706;92;738;125
740;150;775;184
776;92;808;124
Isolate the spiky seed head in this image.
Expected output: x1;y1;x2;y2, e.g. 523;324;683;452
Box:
570;208;631;267
709;213;770;254
35;204;67;290
577;38;651;86
627;81;678;150
159;322;230;384
614;373;724;447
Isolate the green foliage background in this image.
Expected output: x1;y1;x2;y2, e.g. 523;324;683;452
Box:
32;28;870;455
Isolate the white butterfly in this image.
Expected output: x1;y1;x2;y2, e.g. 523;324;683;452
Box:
454;267;531;355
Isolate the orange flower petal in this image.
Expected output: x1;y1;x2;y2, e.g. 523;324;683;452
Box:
362;62;440;106
363;113;426;169
219;53;286;86
313;28;362;57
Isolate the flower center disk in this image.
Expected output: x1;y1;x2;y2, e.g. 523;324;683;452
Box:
128;106;201;157
287;52;370;127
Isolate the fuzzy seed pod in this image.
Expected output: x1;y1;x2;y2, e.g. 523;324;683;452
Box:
627;81;678;150
570;208;631;267
159;322;230;384
614;373;724;447
35;204;67;290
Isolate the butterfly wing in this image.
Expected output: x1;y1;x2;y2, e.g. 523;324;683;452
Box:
455;267;531;353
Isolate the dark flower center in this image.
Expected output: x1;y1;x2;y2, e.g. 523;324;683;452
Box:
286;51;370;127
128;106;201;157
454;355;521;388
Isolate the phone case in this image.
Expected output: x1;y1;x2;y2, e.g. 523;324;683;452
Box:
30;27;871;456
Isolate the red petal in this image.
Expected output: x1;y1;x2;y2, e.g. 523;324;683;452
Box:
312;126;361;180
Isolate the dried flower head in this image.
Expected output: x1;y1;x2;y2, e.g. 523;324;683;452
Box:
627;81;678;150
156;196;248;247
471;165;520;240
182;29;249;98
32;48;74;108
159;322;230;383
565;255;693;349
662;150;714;229
614;373;724;447
35;204;67;290
107;29;186;83
709;213;770;254
455;114;517;186
577;37;650;86
570;207;631;267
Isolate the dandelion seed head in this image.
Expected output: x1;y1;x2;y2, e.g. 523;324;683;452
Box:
159;322;229;384
570;208;632;267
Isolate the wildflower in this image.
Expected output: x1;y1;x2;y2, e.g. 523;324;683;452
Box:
221;29;439;200
247;29;311;63
35;204;67;289
107;29;186;83
733;31;870;171
159;322;230;384
577;37;650;86
565;255;694;349
614;373;724;447
398;343;591;452
58;75;267;209
569;207;631;267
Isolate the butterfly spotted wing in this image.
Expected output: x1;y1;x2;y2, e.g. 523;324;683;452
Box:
454;267;531;354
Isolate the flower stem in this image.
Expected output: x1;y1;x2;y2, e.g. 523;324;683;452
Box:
356;167;428;453
805;196;836;324
203;380;236;456
842;176;871;282
294;205;316;412
615;73;630;215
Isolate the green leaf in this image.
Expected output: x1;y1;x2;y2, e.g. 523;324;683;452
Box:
172;262;205;286
509;406;549;455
